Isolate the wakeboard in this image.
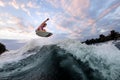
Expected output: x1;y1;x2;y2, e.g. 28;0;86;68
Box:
36;30;52;37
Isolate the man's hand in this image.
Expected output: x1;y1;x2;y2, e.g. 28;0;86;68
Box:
43;18;49;23
46;18;49;21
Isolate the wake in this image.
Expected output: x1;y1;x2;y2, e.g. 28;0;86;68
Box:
0;39;120;80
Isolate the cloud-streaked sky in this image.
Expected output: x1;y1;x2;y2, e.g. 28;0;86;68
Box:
0;0;120;40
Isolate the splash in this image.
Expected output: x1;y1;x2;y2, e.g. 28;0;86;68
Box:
57;39;120;80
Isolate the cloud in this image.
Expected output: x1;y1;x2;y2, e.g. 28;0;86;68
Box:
86;2;120;35
52;14;84;39
27;1;39;8
50;0;118;40
0;0;119;40
0;13;34;32
52;11;96;37
0;0;5;7
8;0;32;17
56;24;72;33
0;13;21;28
104;5;120;20
36;11;41;16
20;4;32;17
47;0;90;18
0;27;36;40
47;0;98;39
0;13;36;40
9;0;19;9
51;14;76;33
97;2;120;21
64;0;90;18
99;28;109;33
0;13;17;27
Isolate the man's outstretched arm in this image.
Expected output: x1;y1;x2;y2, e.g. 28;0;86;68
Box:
42;18;49;23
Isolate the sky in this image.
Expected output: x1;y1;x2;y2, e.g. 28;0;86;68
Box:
0;0;120;41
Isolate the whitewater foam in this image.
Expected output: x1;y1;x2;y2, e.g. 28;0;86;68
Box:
93;42;120;80
0;39;120;80
57;39;120;80
0;38;54;68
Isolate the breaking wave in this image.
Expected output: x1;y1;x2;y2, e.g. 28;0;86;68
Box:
0;39;120;80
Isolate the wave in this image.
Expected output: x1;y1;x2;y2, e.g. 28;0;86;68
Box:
0;39;120;80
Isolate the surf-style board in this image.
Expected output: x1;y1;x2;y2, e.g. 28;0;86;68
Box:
36;30;52;37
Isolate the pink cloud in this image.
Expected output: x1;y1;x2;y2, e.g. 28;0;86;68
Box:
56;25;72;33
91;24;97;34
9;0;19;9
27;1;39;8
54;18;83;38
0;27;36;40
68;32;82;39
55;24;82;39
52;15;78;33
97;2;120;22
8;0;32;17
51;9;96;38
0;13;34;32
63;0;90;18
89;2;120;34
28;25;34;31
47;0;92;34
0;27;16;32
0;13;36;39
0;0;5;7
0;13;19;27
47;0;90;18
